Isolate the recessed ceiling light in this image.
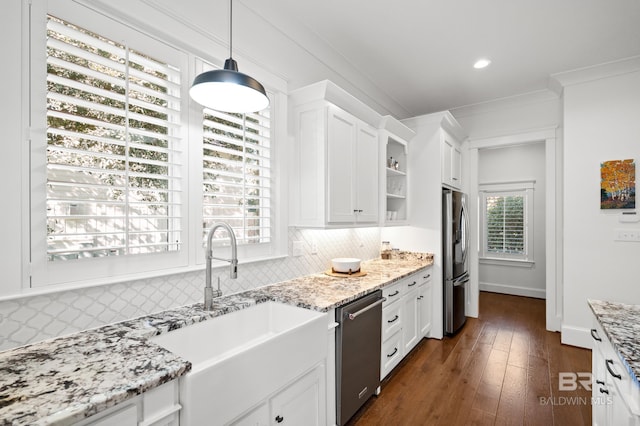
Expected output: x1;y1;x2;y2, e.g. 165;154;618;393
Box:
473;58;491;69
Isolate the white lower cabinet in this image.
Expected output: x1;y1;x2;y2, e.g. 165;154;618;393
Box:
271;365;325;425
402;282;420;354
81;381;180;426
84;404;138;426
417;273;433;337
380;330;403;379
380;267;433;380
591;318;640;426
231;364;326;426
381;280;403;379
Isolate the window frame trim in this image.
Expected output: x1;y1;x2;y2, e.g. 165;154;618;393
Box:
25;0;288;290
479;180;535;264
29;1;191;287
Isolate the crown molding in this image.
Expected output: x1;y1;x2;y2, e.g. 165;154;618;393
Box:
450;89;559;119
549;55;640;94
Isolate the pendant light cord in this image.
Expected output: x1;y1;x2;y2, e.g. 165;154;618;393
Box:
229;0;233;59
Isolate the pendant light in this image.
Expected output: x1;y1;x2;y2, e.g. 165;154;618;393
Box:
189;0;269;113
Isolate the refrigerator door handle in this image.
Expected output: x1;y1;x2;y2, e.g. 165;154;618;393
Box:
443;191;454;281
460;195;470;270
453;272;469;285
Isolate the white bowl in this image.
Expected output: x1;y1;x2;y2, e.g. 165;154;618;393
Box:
331;258;361;273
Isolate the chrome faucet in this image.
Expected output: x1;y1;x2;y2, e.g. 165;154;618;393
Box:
204;222;238;310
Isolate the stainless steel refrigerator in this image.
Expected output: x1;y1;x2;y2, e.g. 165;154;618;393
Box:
442;188;470;335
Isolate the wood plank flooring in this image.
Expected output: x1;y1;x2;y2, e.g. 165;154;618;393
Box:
346;291;592;426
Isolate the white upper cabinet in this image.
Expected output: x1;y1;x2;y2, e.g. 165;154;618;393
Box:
289;81;382;227
326;107;378;223
353;122;379;223
441;130;462;189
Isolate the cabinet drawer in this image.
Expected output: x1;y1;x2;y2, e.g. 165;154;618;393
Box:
382;302;402;341
381;331;403;380
419;269;432;284
405;276;419;292
382;282;402;307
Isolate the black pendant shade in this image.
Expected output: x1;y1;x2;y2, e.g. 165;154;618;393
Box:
189;1;269;113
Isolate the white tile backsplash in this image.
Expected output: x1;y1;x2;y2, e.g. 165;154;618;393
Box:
0;227;380;351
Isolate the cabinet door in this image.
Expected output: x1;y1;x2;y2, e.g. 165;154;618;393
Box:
418;281;432;337
590;325;608;426
603;348;640;426
270;366;324;426
355;124;379;223
452;145;462;187
442;133;461;189
441;137;453;186
232;403;269;426
402;287;419;353
327;107;357;223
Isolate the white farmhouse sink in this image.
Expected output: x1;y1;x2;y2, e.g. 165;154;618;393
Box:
150;301;328;425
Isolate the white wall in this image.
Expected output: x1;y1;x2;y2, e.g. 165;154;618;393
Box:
478;143;547;298
562;69;640;348
0;0;25;296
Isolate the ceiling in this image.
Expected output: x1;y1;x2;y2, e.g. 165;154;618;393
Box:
238;0;640;119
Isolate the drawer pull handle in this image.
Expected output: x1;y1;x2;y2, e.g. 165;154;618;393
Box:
417;296;423;300
605;359;622;380
590;328;602;342
388;290;399;298
599;387;609;395
387;347;398;358
275;415;284;423
408;281;417;287
388;315;399;323
596;380;605;385
423;274;431;279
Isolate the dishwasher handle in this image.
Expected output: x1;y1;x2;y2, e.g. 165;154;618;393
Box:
347;297;386;320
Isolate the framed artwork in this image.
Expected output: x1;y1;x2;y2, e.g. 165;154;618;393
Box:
601;159;636;209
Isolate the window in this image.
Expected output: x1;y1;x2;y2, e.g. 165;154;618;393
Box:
486;193;524;254
479;182;534;262
200;65;272;251
28;2;282;288
45;15;183;260
30;2;189;286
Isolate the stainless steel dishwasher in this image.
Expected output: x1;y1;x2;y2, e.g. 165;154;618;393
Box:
335;290;384;425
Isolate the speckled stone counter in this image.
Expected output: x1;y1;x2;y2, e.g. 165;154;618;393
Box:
588;299;640;388
0;253;433;425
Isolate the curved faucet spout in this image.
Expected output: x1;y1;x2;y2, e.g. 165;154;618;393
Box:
204;222;238;310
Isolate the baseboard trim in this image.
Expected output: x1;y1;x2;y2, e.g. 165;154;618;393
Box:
479;282;546;299
561;325;593;350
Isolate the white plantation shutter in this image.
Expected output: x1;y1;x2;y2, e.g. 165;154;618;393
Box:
480;182;534;262
202;107;272;246
485;194;525;254
45;15;183;260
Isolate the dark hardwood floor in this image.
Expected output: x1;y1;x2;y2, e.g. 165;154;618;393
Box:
347;291;592;426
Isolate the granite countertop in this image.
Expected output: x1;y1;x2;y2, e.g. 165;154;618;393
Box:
588;299;640;388
0;252;433;425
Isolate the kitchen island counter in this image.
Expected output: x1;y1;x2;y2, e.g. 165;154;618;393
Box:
0;252;433;425
588;299;640;387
